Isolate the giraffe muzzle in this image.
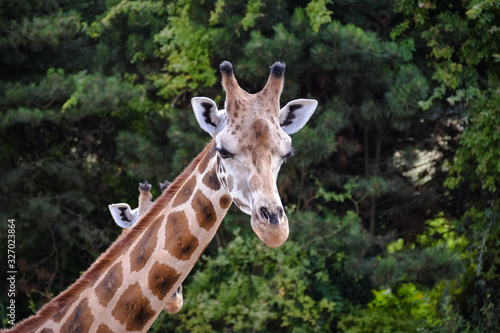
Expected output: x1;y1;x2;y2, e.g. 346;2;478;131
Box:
251;204;289;248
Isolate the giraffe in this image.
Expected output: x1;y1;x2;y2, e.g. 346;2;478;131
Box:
108;180;183;314
5;61;317;333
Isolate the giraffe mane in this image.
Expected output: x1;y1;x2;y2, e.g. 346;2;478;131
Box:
6;140;216;333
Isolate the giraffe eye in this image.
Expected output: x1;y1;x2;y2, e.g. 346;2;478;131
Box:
283;150;294;162
216;147;234;159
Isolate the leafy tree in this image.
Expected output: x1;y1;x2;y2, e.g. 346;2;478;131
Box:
389;0;500;331
392;0;500;330
339;283;442;333
0;0;113;319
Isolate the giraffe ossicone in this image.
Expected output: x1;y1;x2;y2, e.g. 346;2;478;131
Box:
108;180;183;315
5;61;316;333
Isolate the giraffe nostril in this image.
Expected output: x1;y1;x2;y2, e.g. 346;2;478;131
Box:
269;213;279;224
260;207;270;221
278;207;284;219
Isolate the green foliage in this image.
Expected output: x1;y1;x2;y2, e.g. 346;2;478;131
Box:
338;283;441;333
452;208;500;331
0;10;82;51
305;0;334;33
370;217;465;287
156;231;337;332
393;1;500;330
152;0;217;102
241;0;264;31
445;89;500;192
393;0;500;110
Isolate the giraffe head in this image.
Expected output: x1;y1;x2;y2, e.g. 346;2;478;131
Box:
192;61;317;248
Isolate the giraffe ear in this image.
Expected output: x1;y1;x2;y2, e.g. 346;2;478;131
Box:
108;204;137;229
279;99;318;135
192;97;226;137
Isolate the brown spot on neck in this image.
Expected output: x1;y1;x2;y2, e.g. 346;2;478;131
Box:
129;216;161;272
164;211;199;261
220;195;232;209
52;300;75;323
96;324;114;333
60;297;93;333
172;176;197;208
202;166;221;191
192;190;217;231
198;144;216;174
148;262;181;301
95;262;124;307
112;282;156;331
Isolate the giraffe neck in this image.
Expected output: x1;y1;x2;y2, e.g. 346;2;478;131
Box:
7;140;231;333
